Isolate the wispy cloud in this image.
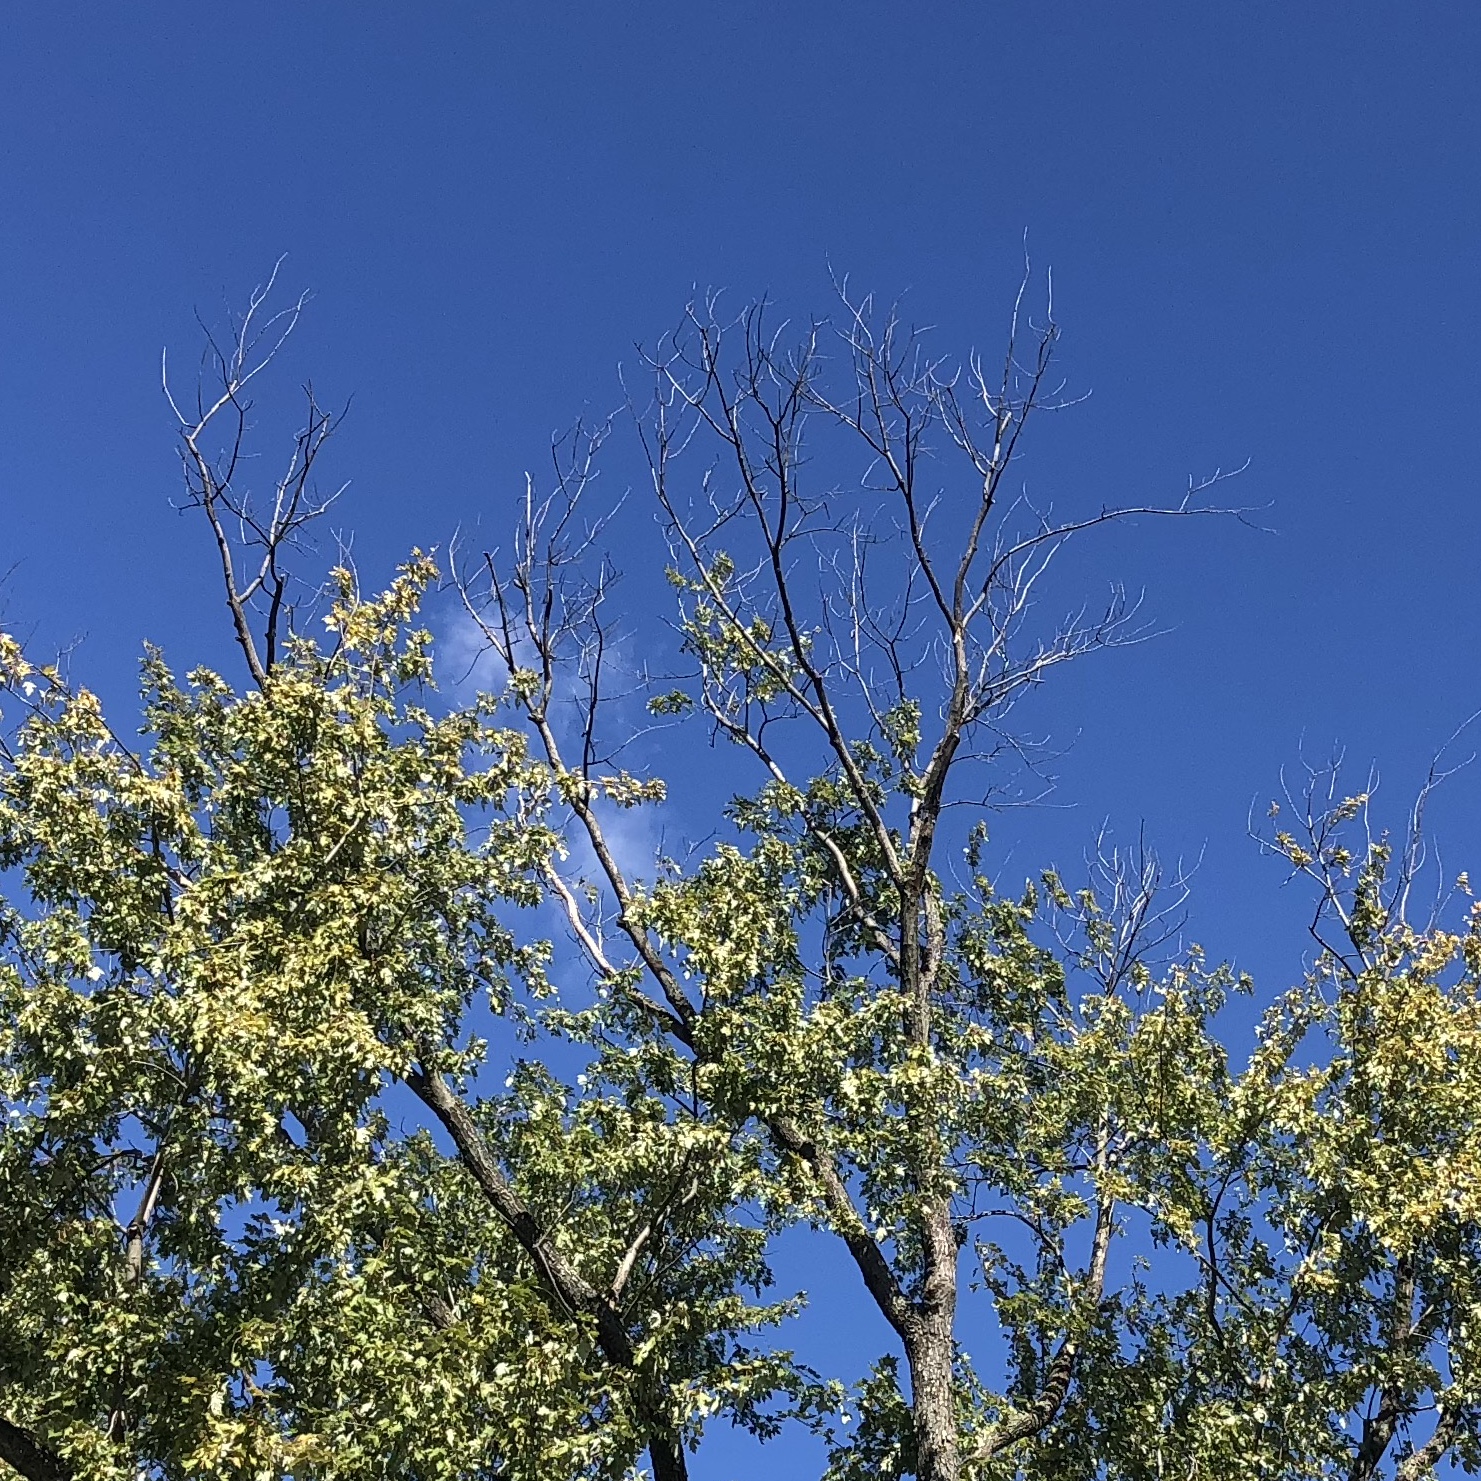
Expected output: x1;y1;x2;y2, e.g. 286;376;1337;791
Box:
435;598;677;887
436;599;517;698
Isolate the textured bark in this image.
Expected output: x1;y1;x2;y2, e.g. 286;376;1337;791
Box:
904;1197;962;1481
905;1317;961;1481
1395;1409;1460;1481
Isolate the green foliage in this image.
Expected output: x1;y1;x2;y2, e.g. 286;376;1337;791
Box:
7;552;1481;1479
629;521;1481;1479
6;281;1481;1481
0;567;796;1481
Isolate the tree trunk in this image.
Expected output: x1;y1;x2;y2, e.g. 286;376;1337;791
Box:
644;1423;688;1481
635;1372;688;1481
905;1314;961;1481
906;1198;961;1481
0;1416;71;1481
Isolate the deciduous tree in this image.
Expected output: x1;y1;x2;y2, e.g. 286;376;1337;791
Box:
0;282;799;1481
4;272;1481;1481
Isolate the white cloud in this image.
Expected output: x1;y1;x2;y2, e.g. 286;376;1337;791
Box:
435;596;677;889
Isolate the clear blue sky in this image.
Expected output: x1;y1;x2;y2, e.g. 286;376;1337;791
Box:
3;4;1480;1475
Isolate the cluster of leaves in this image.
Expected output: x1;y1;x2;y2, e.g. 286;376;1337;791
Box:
0;565;800;1481
5;561;1481;1480
7;275;1481;1481
641;731;1481;1481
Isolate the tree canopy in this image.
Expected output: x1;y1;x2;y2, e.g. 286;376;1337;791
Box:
3;280;1480;1481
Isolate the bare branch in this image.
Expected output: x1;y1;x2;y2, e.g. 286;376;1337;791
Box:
164;262;342;686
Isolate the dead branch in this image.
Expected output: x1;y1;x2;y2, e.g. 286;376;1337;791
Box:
163;259;346;686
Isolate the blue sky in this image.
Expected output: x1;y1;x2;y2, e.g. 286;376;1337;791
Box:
3;3;1480;1475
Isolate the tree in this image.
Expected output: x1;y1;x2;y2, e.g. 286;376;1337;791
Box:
0;281;800;1481
3;271;1481;1481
